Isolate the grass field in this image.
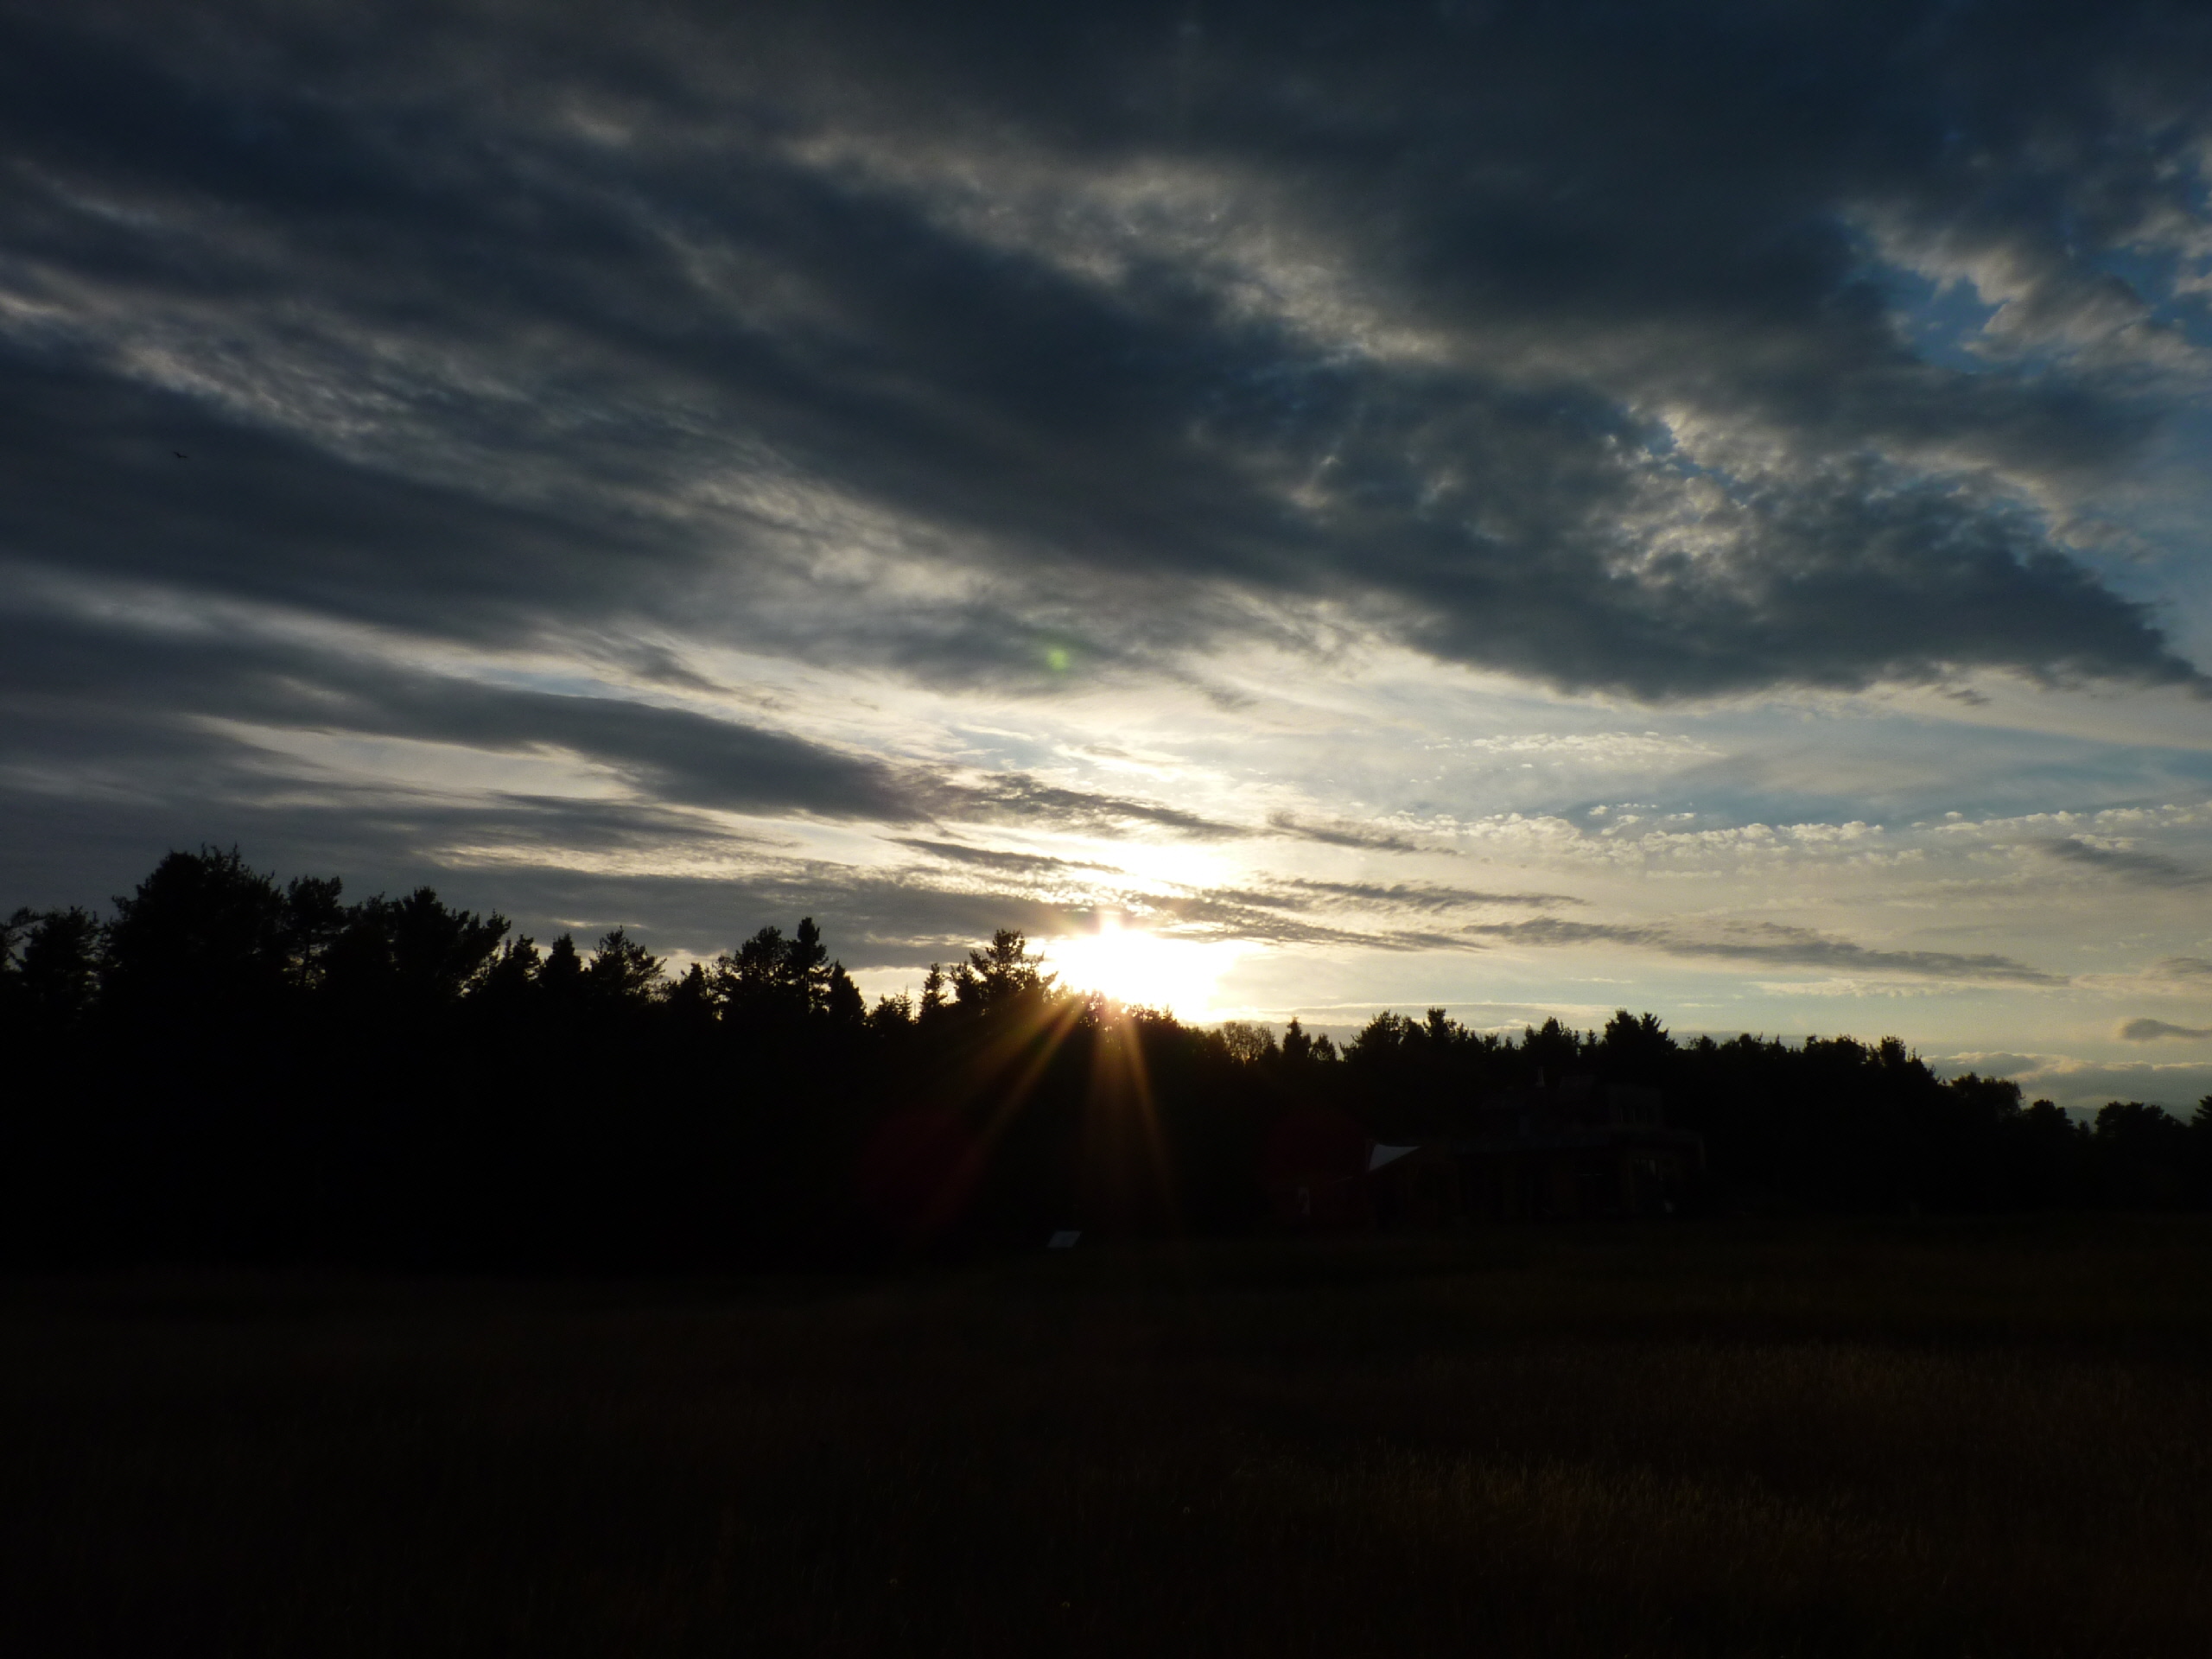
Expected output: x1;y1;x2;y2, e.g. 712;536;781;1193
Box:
5;1219;2211;1656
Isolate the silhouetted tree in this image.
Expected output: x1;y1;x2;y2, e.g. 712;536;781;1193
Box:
716;919;839;1024
1218;1020;1277;1065
283;876;347;989
541;933;586;1001
321;887;507;1013
952;928;1053;1014
9;846;2212;1270
664;963;717;1030
586;930;664;1005
1280;1016;1338;1066
474;935;543;1012
1520;1015;1586;1084
0;909;26;1035
16;906;103;1035
1598;1009;1671;1085
101;848;297;1036
2092;1101;2191;1210
825;962;866;1027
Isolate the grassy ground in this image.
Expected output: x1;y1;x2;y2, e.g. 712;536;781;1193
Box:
5;1218;2212;1656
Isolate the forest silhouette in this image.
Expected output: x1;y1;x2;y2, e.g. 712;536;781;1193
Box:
5;847;2209;1267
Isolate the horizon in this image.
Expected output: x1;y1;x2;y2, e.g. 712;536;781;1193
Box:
16;839;2203;1118
4;3;2211;1119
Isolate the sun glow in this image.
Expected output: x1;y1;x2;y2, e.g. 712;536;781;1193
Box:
1043;915;1243;1020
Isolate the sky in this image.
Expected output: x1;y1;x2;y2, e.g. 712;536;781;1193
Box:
3;1;2211;1110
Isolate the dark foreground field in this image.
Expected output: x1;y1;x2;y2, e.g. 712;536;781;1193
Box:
6;1222;2212;1656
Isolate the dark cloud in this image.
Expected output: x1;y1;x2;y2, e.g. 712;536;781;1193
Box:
0;726;2077;984
613;644;737;697
954;779;1246;840
9;0;2212;964
1268;878;1583;912
0;0;2202;715
0;601;1262;843
2045;837;2211;887
869;843;1518;953
890;839;1122;877
1465;918;2060;985
2119;1018;2212;1042
387;860;1087;972
608;861;1465;966
872;840;1495;952
1198;876;1580;918
0;769;773;929
0;763;1081;969
873;845;1567;951
1122;887;1473;955
393;685;920;822
1264;814;1439;854
0;613;919;818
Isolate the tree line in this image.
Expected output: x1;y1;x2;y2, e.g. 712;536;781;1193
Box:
5;848;2209;1266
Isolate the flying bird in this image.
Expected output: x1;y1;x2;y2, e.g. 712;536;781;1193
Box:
173;451;189;459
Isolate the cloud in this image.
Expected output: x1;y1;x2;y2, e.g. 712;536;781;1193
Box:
1940;1052;2212;1115
1122;887;1473;954
2045;837;2212;888
370;682;922;822
421;859;1090;970
952;778;1246;840
4;0;2212;1044
0;600;1263;851
889;839;1119;877
1;614;912;820
1220;877;1581;913
836;850;1586;954
0;0;2203;721
1464;918;2060;984
1265;813;1439;854
415;851;1469;968
2119;1018;2212;1042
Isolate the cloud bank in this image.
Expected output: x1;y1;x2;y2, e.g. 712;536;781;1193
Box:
2120;1019;2212;1042
3;0;2212;1040
3;0;2209;723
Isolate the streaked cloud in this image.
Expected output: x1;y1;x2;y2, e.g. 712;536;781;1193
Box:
1465;918;2061;986
3;0;2211;1058
3;3;2208;703
2119;1019;2212;1042
2045;837;2212;888
1254;878;1583;913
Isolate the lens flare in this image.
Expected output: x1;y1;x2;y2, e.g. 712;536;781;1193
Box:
1043;915;1240;1019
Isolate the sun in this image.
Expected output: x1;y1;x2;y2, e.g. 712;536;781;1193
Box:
1042;915;1242;1020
